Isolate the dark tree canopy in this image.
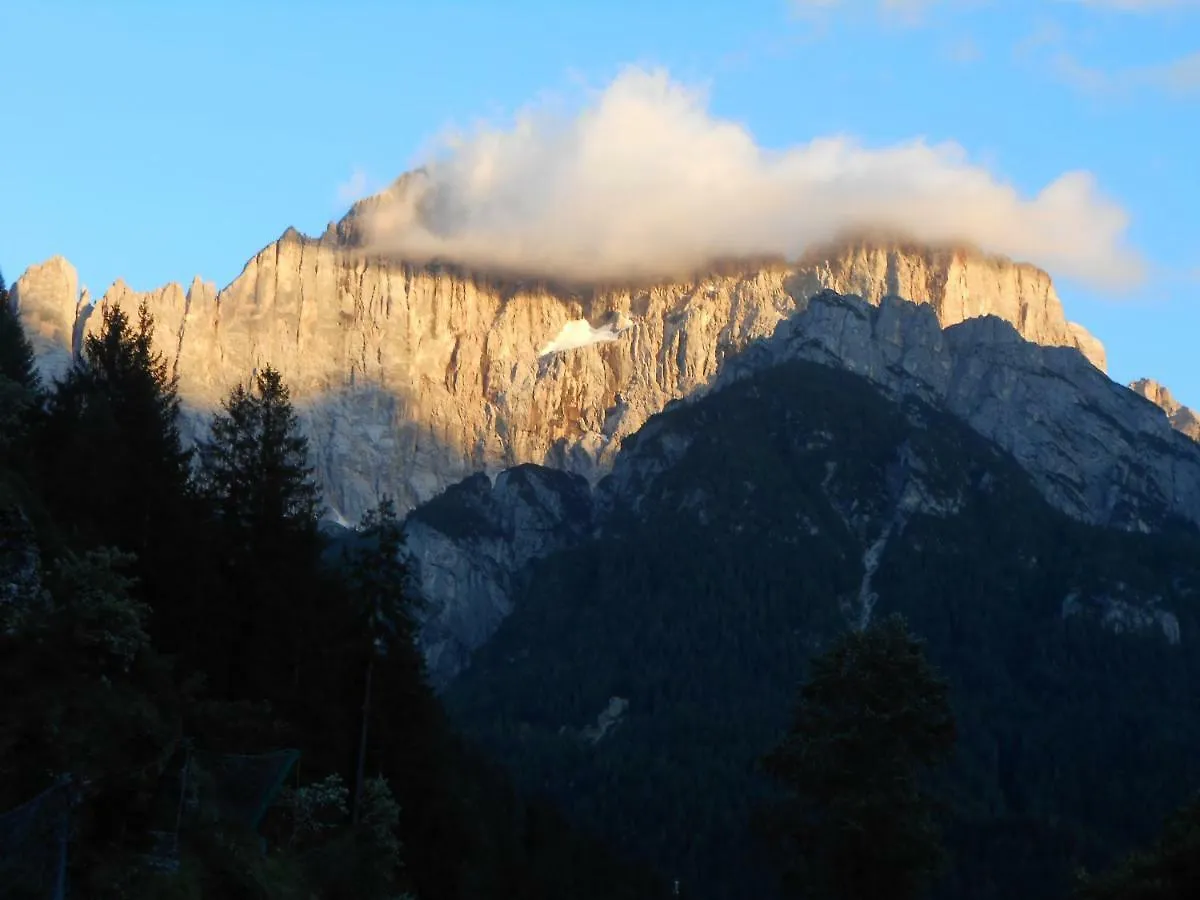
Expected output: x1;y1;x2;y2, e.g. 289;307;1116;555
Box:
0;269;40;394
1074;794;1200;900
759;614;957;900
0;273;41;472
194;365;327;704
198;364;321;547
37;299;192;554
344;497;419;655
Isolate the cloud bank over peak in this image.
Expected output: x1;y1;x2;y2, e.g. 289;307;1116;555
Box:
360;67;1143;291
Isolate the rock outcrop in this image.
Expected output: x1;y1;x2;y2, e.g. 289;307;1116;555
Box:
0;504;43;617
408;290;1200;684
716;290;1200;532
10;218;1108;522
402;464;594;686
1130;377;1200;441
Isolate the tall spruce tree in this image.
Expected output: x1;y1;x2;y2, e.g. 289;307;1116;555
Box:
1074;793;1200;900
0;271;41;470
37;299;192;554
196;365;325;705
0;270;39;393
29;299;205;671
341;497;420;824
198;365;320;547
758;614;956;900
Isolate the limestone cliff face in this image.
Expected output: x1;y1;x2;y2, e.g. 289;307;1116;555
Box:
401;465;594;687
1130;378;1200;441
715;291;1200;532
408;290;1200;684
10;223;1107;522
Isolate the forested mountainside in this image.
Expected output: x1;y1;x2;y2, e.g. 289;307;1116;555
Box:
0;274;663;900
405;288;1200;689
441;359;1200;900
6;255;1200;900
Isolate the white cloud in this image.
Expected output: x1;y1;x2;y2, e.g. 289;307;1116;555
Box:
1013;19;1066;58
336;168;371;205
1050;50;1200;96
789;0;843;14
1070;0;1200;10
943;35;983;63
360;66;1144;292
1150;52;1200;93
790;0;988;25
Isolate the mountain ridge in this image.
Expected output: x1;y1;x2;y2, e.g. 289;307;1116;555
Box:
438;356;1200;900
404;287;1200;686
11;194;1135;522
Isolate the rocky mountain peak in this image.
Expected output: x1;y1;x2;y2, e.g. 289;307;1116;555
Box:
7;194;1152;522
1130;377;1200;440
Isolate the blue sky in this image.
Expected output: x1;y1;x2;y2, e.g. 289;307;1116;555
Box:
1;0;1197;403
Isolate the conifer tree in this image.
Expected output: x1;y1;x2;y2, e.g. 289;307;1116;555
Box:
0;270;40;394
198;365;320;549
196;365;324;704
37;299;192;553
758;614;956;900
0;271;41;467
342;497;420;824
1074;793;1200;900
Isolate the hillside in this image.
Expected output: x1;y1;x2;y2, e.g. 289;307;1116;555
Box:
439;359;1200;900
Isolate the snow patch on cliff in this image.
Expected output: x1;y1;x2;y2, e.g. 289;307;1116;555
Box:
538;315;633;357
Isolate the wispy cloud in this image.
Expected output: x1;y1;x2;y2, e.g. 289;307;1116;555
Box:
1051;50;1200;96
336;168;371;205
359;66;1143;292
789;0;987;27
1069;0;1200;11
1016;12;1200;98
1013;19;1066;58
942;35;983;63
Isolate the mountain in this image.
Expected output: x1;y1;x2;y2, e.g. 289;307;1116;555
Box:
11;188;1122;524
1130;377;1200;440
12;180;1200;898
436;357;1200;900
405;288;1200;685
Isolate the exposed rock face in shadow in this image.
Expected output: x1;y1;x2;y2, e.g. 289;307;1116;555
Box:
402;465;594;687
714;289;1200;532
405;289;1200;685
0;504;42;614
12;231;1108;522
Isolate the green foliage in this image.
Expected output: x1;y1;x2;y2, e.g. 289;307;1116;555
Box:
1073;794;1200;900
445;360;1200;900
759;614;956;900
0;270;39;394
345;497;420;653
287;775;409;900
31;299;198;682
38;300;191;545
0;547;174;788
194;365;329;705
0;282;662;900
279;773;350;846
0;545;180;899
197;365;321;539
0;271;42;470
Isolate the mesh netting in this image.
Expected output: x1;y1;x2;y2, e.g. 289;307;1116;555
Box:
190;749;300;831
0;780;70;900
0;747;302;892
